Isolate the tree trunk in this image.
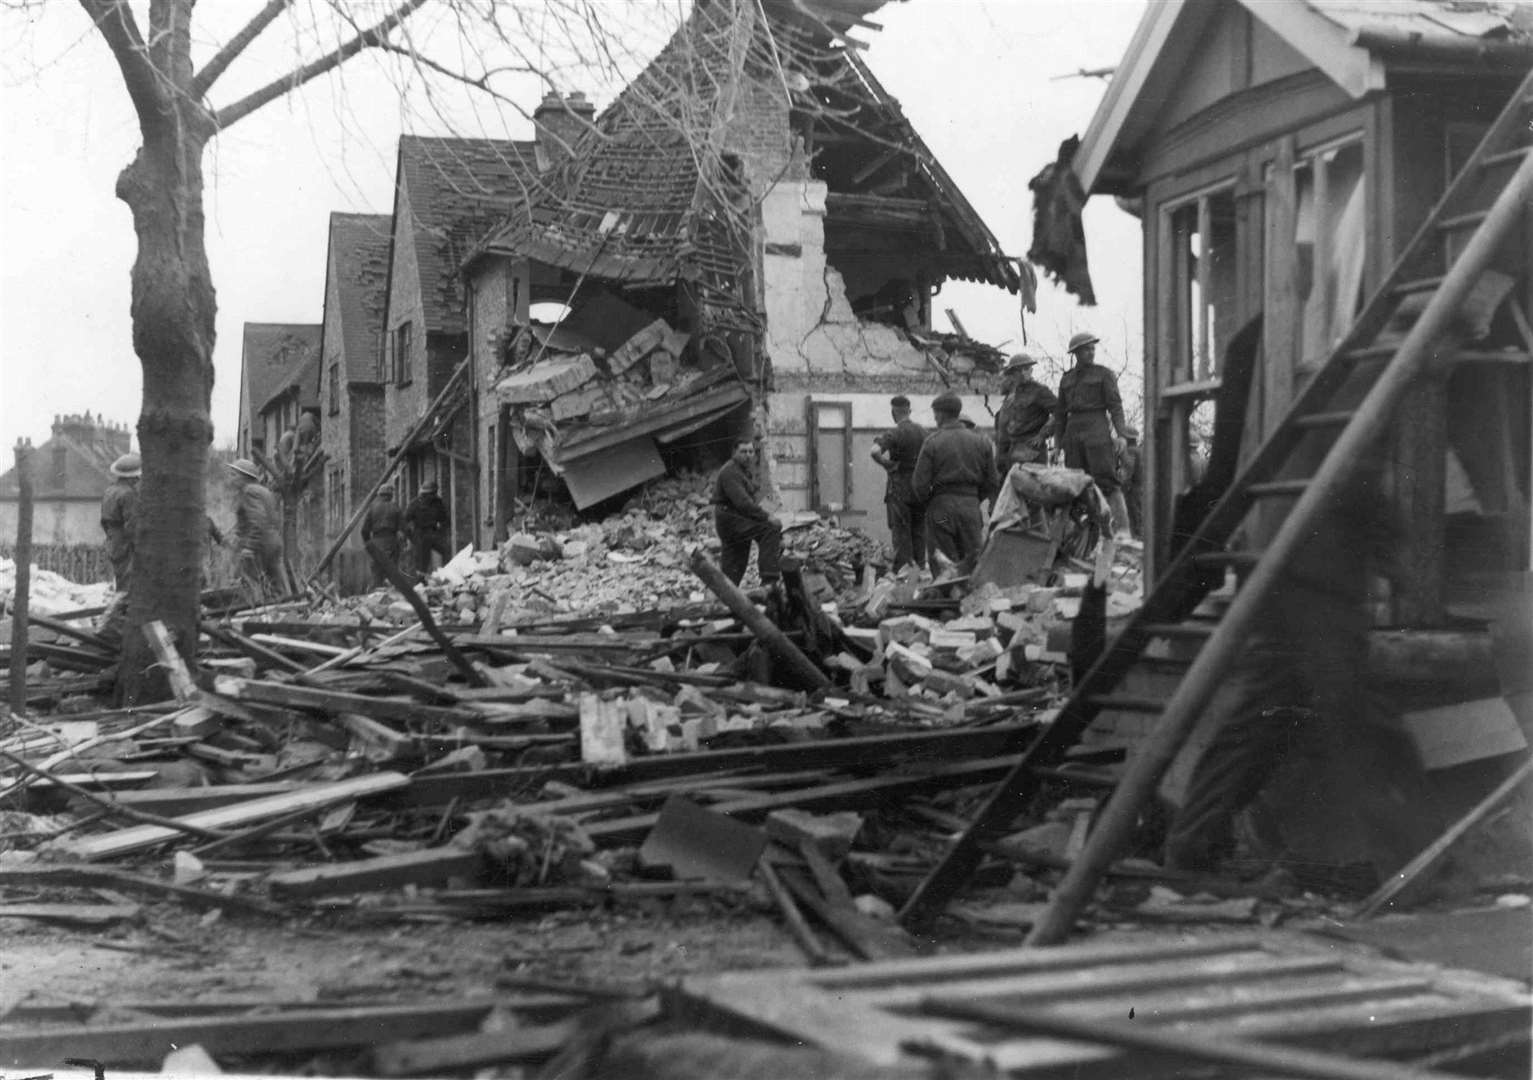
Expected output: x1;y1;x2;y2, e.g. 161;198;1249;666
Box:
115;125;217;705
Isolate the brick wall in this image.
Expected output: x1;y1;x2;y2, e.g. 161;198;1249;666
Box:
725;73;802;196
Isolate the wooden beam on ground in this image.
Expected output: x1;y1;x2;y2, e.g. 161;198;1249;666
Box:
27;612;113;652
107;782;299;817
690;550;830;692
392;723;1037;807
1354;756;1533;918
141;620;199;702
211;675;480;728
200;620;309;675
372;1019;576;1077
268;848;484;900
58;772;409;861
0;864;281;916
371;541;487;687
920;997;1471;1080
0;999;500;1070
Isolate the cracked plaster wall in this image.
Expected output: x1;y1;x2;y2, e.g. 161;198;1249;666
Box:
760;180;932;381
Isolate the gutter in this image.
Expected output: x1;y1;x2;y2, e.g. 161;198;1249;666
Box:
1351;27;1533;68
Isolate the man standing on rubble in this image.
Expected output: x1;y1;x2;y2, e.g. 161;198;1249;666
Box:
995;353;1057;470
871;395;927;573
227;458;286;601
405;480;452;576
360;488;403;587
1056;331;1133;538
912;392;997;574
100;453;141;592
712;439;782;587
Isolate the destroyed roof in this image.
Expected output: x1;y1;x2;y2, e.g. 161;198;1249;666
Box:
393;137;540;336
254;324;323;417
475;0;1017;293
240;324;322;440
324;213;392;384
1073;0;1533;194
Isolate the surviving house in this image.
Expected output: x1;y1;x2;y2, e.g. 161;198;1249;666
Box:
463;0;1019;544
235;323;322;460
380;136;541;555
318;211;392;583
1012;0;1531;887
0;413;133;548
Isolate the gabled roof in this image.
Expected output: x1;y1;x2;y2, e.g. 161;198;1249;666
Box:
1075;0;1533;194
393;137;539;336
475;0;1016;293
324;212;392;383
241;324;321;428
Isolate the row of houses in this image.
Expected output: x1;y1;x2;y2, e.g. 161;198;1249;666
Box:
235;0;1022;587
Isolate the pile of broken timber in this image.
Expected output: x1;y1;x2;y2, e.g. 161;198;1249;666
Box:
0;579;1058;943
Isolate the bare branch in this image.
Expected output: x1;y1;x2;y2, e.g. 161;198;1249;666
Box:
212;0;430;132
191;0;292;100
77;0;169;133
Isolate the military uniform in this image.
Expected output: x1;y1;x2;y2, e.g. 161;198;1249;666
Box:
100;479;139;592
712;458;781;585
875;417;927;571
995;381;1057;468
912;418;998;572
1118;439;1144;538
361;495;404;586
234;481;286;599
405;490;452;574
1055;364;1127;495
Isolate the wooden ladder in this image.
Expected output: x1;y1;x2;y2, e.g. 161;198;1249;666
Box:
900;68;1533;935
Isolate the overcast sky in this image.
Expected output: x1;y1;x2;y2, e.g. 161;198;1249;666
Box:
0;0;1146;454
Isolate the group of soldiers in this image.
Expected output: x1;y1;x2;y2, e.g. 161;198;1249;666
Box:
876;330;1142;575
359;482;452;585
99;453;289;640
708;330;1143;585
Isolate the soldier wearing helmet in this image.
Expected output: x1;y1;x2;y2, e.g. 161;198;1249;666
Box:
994;352;1057;469
405;479;452;575
100;453;141;593
912;392;998;573
871;395;928;573
1055;331;1133;538
226;458;287;599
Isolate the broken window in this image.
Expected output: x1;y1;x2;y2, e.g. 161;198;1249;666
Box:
392;321;413;387
1292;140;1366;367
1166;187;1238;386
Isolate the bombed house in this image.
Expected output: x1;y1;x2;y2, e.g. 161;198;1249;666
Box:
463;0;1018;541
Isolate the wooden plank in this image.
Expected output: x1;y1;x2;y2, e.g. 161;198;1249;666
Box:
0;1000;498;1069
1043;974;1438;1024
0;903;139;927
578;693;628;766
393;723;1037;807
582;755;1026;847
142;620;199;702
922;997;1470;1080
109;782;300;817
849;952;1342;1010
212;675;478;727
0;864;282;916
339;712;421;761
58;772;409;861
268;848;484;899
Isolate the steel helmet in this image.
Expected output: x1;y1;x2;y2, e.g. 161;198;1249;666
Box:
1004;352;1038;371
1067;332;1100;354
227;458;262;481
110;453;141;478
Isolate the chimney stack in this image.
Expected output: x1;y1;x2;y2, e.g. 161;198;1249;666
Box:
533;91;595;172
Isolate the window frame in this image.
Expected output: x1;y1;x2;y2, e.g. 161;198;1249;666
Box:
392;321;414;388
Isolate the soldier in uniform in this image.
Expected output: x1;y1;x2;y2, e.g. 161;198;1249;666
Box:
405;480;452;575
870;395;927;572
100;453;141;592
912;392;998;574
712;439;782;586
1118;426;1144;539
994;353;1057;469
227;458;286;601
1055;331;1133;538
360;488;404;587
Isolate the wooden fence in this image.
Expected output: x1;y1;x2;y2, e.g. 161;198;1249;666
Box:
0;543;113;584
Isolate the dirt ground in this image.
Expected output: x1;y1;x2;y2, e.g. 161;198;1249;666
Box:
0;895;805;1014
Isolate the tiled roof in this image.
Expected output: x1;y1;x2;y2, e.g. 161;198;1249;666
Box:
1310;0;1533;42
327;213;392;383
397;137;539;336
243;324;321;424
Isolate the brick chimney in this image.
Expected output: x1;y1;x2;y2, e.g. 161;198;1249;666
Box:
533;91;595;172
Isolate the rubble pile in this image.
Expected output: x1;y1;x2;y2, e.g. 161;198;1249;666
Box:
0;557;113;618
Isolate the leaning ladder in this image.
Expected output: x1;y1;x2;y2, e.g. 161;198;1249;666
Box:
901;67;1533;936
